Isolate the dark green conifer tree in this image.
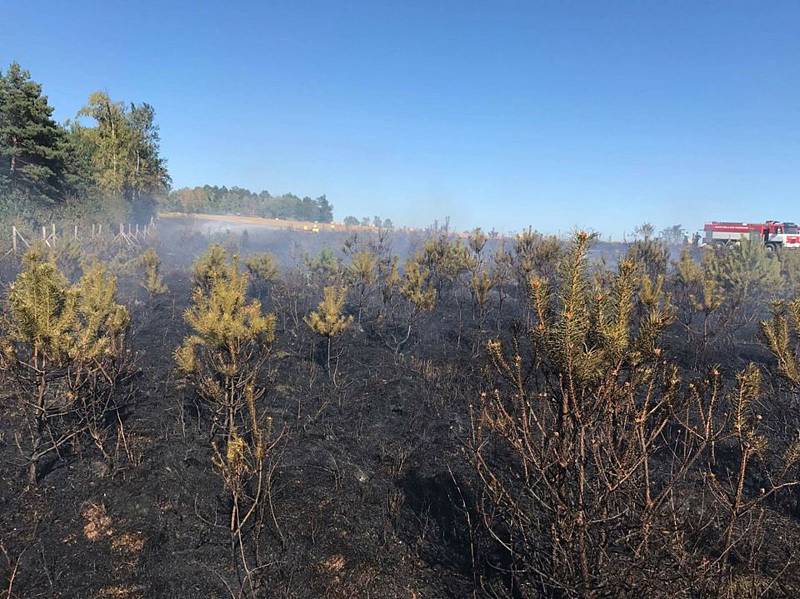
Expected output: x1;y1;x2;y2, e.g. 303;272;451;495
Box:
0;62;71;203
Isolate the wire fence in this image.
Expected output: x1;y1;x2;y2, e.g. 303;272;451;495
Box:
5;217;157;258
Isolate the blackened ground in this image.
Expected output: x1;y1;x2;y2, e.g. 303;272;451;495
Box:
0;248;483;598
0;224;797;598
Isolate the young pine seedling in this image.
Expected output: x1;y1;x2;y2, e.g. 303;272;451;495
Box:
139;247;168;297
175;248;281;577
305;285;353;376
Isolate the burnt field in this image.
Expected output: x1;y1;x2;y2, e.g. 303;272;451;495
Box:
1;220;800;598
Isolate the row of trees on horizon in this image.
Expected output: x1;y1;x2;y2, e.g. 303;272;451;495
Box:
164;185;334;223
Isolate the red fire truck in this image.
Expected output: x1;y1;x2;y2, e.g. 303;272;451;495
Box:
702;221;800;250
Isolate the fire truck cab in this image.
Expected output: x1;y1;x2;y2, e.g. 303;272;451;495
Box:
703;220;800;250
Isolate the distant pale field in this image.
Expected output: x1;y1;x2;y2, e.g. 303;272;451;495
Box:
158;211;383;233
158;211;504;239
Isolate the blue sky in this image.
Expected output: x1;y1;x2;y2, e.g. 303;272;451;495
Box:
3;1;799;237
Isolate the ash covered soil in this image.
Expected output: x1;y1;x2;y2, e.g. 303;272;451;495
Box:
1;219;799;598
0;222;481;598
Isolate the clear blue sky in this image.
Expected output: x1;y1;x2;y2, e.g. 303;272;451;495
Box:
3;1;799;237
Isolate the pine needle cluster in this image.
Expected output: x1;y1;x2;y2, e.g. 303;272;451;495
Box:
524;231;673;384
245;252;279;303
176;253;275;384
138;247;168;297
400;256;436;313
421;235;475;291
191;243;230;293
675;249;724;315
348;250;377;287
513;227;563;286
625;237;669;279
305;286;353;339
467;227;488;256
347;250;377;323
245;253;279;284
469;269;493;318
761;298;800;386
304;248;341;285
377;255;401;315
675;244;779;365
305;285;352;376
706;240;781;301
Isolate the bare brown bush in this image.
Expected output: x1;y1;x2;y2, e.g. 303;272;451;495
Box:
471;232;800;597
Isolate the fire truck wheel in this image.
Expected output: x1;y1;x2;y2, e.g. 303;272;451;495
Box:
766;243;777;252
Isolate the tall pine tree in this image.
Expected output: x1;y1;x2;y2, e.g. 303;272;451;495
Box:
0;62;71;203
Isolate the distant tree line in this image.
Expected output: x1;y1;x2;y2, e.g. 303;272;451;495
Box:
0;62;170;223
343;215;393;229
163;186;334;223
